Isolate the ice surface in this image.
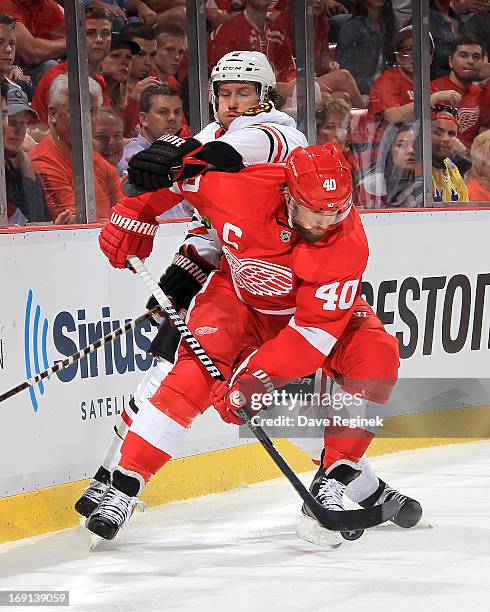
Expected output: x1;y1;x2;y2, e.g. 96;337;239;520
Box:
1;441;490;612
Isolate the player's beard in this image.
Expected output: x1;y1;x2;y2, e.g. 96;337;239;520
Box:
289;220;326;243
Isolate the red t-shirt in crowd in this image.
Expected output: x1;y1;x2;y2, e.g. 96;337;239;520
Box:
368;66;437;116
31;61;110;125
29;134;122;222
0;0;64;39
431;75;482;149
208;11;296;82
367;67;438;142
479;81;490;130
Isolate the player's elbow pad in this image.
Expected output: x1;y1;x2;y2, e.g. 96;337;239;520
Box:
195;141;245;172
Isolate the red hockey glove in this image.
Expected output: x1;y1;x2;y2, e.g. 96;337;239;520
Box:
99;202;159;269
211;366;276;426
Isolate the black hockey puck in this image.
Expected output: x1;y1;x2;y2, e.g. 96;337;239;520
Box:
341;529;364;541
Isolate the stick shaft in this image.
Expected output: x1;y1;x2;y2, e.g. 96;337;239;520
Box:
0;307;160;404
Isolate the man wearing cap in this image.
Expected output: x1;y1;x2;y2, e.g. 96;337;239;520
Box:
100;31;141;137
431;104;469;203
3;85;72;225
367;26;461;135
31;7;114;132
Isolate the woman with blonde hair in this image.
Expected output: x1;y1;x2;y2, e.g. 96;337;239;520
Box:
466;132;490;202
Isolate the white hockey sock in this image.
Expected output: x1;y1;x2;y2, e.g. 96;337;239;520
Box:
100;358;174;474
101;419;129;473
344;454;380;503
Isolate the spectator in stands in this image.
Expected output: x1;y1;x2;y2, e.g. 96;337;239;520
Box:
102;33;140;108
431;104;469;203
125;24;158;90
432;35;485;151
429;0;463;80
101;32;141;136
0;14;34;100
336;0;399;98
316;98;352;152
153;22;187;91
0;13;15;86
119;24;161;137
465;131;490;200
31;7;113;131
356;122;422;208
118;83;189;175
2;83;71;225
208;0;296;83
367;26;461;138
0;0;66;85
83;0;129;32
30;74;122;222
92;107;125;174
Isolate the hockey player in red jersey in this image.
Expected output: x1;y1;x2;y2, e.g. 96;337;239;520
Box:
74;50;309;517
88;144;421;546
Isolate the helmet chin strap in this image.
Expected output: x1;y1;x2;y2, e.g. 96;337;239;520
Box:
213;82;271;126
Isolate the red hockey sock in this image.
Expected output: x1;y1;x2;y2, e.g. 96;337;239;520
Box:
119;430;172;482
322;427;374;468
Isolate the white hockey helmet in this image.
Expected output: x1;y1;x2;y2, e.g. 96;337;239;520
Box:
210;51;277;120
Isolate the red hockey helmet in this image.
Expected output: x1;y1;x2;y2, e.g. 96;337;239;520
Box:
284;144;353;215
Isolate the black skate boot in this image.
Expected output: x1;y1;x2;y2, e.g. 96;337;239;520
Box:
74;467;111;518
297;461;362;548
359;479;422;528
86;468;145;541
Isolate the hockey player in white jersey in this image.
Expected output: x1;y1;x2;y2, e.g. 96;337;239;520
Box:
76;51;421;539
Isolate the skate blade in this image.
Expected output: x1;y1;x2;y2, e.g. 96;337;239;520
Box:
296;515;343;549
88;533;105;552
412;518;433;530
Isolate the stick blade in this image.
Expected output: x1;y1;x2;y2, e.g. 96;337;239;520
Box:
307;499;400;532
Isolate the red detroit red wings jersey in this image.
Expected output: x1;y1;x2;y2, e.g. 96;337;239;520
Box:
136;164;370;365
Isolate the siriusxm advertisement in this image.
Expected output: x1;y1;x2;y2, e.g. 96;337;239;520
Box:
23;288;154;414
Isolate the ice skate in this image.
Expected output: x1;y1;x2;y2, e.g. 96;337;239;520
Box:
359;479;422;528
74;467;111;518
86;468;145;542
297;461;362;548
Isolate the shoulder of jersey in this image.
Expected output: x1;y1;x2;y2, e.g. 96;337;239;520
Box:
292;210;368;283
194;121;223;144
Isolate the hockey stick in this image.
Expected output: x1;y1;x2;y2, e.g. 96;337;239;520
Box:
127;256;399;532
0;307;160;404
